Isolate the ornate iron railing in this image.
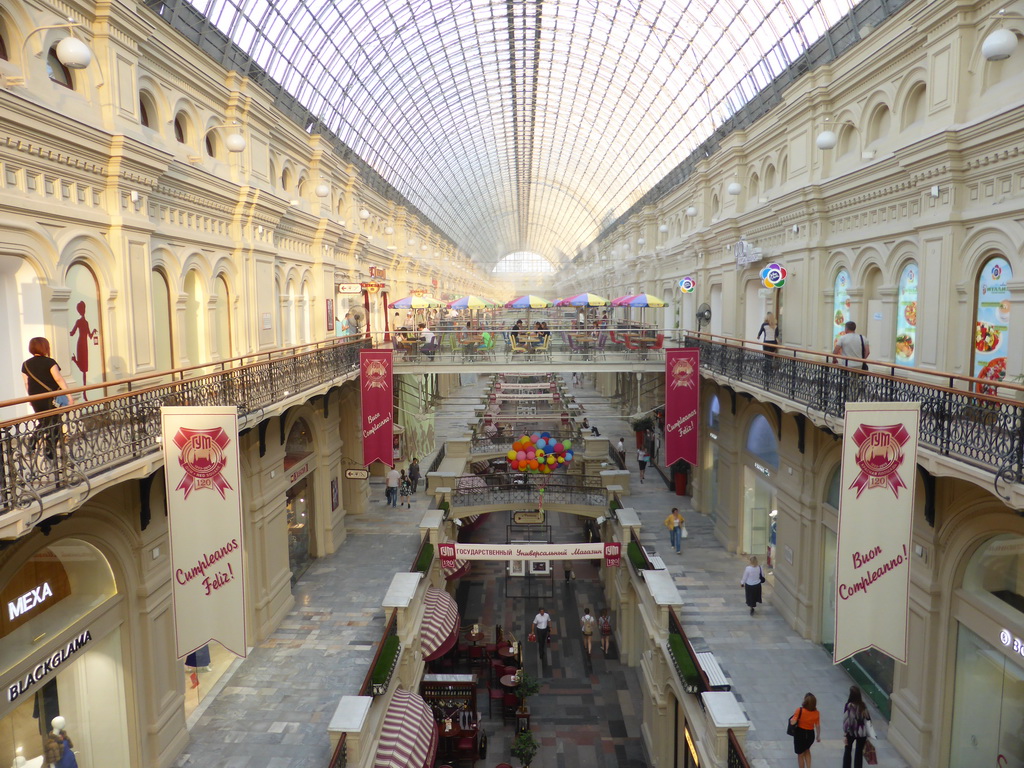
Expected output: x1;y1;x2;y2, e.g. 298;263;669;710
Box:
0;339;367;521
727;729;751;768
686;333;1024;494
449;480;607;508
426;444;447;475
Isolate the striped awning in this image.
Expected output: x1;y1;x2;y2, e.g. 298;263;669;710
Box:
421;587;461;662
442;558;470;581
373;688;439;768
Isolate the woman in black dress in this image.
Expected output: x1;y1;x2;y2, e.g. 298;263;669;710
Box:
21;337;74;458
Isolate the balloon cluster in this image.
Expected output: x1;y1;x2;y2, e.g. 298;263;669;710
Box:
506;433;574;474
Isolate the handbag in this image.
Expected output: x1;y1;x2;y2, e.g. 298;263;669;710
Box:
26;366;70;407
786;708;802;737
759;567;766;584
527;632;537;642
859;336;869;371
863;739;878;765
680;525;689;539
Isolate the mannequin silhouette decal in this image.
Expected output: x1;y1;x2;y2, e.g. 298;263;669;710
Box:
69;301;98;397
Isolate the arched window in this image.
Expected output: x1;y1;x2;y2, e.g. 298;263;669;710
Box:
745;414;778;467
46;47;73;88
833;269;851;347
896;262;918;366
213;275;232;360
825;465;841;509
281;167;292;192
963;535;1024;618
972;256;1012;388
139;91;157;129
151;269;173;370
708;395;720;431
867;104;891;145
764;164;776;191
173;113;187;144
0;26;9;60
901;83;927;130
183;269;206;364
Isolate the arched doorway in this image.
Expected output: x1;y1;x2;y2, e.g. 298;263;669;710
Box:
284;418;317;583
742;414;778;559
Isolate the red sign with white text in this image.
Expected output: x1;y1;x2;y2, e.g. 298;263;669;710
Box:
360;350;394;467
665;348;700;467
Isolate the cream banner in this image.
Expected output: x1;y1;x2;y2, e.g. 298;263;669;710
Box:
447;543;608;560
834;402;919;665
161;406;247;660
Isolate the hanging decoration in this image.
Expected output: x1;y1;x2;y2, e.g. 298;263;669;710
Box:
505;433;574;474
678;276;696;293
760;263;787;288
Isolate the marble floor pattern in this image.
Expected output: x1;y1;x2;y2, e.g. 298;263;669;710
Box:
174;373;907;768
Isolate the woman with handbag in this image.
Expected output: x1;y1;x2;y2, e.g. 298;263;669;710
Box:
740;555;765;615
788;692;820;768
663;507;685;555
21;337;74;460
842;685;872;768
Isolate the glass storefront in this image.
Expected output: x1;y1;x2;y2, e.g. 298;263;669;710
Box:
895;263;918;366
182;641;237;724
286;477;314;583
820;468;894;716
833;269;851;347
708;396;720;523
742;415;777;558
0;540;129;768
284;419;316;585
951;623;1024;766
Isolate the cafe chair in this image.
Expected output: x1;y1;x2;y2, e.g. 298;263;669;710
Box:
502;692;519;724
489;657;505;684
536;333;552;358
495;763;514;768
487;684;505;716
468;644;486;669
509;336;528;358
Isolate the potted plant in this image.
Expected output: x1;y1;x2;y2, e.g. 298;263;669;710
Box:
510;729;539;768
515;669;541;713
629;413;656;449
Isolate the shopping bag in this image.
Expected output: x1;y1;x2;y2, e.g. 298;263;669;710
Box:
864;740;878;765
527;632;537;642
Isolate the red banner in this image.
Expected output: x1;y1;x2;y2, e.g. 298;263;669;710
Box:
603;542;621;568
665;348;700;467
360;350;394;467
438;541;457;572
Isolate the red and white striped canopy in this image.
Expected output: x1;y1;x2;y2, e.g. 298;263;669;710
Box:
442;558;470;581
420;586;461;661
373;688;439;768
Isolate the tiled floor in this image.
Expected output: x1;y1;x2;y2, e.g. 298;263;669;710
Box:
175;373;907;768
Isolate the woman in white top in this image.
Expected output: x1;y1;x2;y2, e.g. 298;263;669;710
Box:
740;555;764;616
580;608;595;655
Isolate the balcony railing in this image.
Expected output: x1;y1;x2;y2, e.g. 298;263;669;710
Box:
687;332;1024;495
0;338;367;524
449;478;607;509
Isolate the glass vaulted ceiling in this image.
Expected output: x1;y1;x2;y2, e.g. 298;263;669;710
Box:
187;0;858;269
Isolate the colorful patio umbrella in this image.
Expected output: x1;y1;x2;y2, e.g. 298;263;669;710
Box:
388;294;447;308
505;295;553;309
556;293;611;307
448;295;497;309
611;293;667;308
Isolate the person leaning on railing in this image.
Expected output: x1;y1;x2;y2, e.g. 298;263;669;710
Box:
21;337;74;460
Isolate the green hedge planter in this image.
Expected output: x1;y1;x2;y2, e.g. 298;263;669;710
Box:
371;635;401;695
627;541;648;571
414;542;434;573
668;633;701;693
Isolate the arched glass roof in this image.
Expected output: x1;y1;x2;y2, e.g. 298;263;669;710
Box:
185;0;860;267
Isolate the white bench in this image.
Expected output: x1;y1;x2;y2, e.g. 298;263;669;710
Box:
696;651;731;691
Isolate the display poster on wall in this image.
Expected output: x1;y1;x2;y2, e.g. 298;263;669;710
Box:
360;350;394;466
326;298;334;333
973;256;1011;392
664;348;700;467
895;264;918;367
834;402;919;665
833;269;851;346
161;406;247;660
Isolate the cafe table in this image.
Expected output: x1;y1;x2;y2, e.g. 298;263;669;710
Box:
466;630;485;645
499;674;520;689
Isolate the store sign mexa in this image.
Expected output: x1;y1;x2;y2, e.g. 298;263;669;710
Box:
7;630;92;702
7;582;54;620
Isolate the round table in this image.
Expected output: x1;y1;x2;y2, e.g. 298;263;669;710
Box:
499;674;520;688
497;645;516;660
466;631;485;644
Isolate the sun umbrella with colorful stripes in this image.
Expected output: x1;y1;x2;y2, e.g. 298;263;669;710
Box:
556;292;611;307
388;294;447;308
447;295;497;309
611;293;667;308
505;295;553;309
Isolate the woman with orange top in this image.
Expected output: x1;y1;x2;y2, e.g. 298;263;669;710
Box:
789;692;821;768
